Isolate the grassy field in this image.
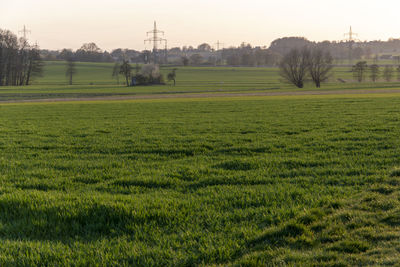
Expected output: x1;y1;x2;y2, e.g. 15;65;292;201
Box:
0;61;400;101
0;94;400;265
2;62;400;265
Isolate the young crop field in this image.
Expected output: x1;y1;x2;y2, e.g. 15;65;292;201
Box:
0;62;400;102
1;94;400;265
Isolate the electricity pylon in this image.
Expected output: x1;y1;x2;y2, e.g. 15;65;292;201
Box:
19;25;31;40
144;21;167;63
214;40;224;51
344;26;358;42
343;26;360;66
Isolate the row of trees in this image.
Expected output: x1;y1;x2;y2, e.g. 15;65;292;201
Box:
279;47;400;87
279;47;333;88
0;29;43;86
58;43;113;63
352;61;400;82
38;36;400;66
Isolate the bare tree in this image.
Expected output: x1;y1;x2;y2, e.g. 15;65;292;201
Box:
181;56;189;66
25;46;43;85
383;65;394;82
65;57;76;85
369;64;380;82
112;62;120;85
307;49;333;88
279;48;310;88
167;68;177;86
352;61;368;82
0;29;43;86
119;60;131;87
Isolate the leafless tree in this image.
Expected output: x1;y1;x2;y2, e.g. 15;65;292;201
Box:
279;48;310;88
352;61;368;82
112;62;120;85
25;46;43;85
369;64;380;82
167;68;177;86
307;49;333;87
119;60;131;86
65;57;76;85
0;29;43;86
383;65;394;82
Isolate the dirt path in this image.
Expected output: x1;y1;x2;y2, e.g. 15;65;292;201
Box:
3;88;400;103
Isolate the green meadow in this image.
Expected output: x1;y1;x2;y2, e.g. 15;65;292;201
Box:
1;62;400;265
0;61;399;101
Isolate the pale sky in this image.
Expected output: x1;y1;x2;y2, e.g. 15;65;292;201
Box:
1;0;400;51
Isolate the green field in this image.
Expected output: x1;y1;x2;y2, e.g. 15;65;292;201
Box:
1;63;400;265
0;61;400;101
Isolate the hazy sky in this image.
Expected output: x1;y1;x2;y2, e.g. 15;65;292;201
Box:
2;0;400;51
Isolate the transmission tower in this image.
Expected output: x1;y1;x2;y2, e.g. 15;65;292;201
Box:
343;26;360;66
344;26;358;42
213;41;225;65
214;40;225;51
19;25;31;40
144;21;167;63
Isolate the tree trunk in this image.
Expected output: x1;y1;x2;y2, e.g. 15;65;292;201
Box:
25;63;32;85
296;81;303;88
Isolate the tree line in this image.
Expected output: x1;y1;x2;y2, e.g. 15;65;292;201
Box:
56;43;113;63
0;29;43;86
39;36;400;66
352;61;400;82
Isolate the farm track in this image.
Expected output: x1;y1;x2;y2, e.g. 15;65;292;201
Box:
2;88;400;103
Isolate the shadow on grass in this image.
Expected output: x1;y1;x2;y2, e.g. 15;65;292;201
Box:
0;197;172;242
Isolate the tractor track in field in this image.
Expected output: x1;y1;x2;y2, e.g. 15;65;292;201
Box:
2;88;400;103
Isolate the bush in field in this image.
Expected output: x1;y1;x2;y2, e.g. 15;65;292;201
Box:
136;64;164;85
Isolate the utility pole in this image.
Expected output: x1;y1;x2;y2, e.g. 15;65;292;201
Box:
343;26;359;67
19;25;31;40
144;21;167;64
